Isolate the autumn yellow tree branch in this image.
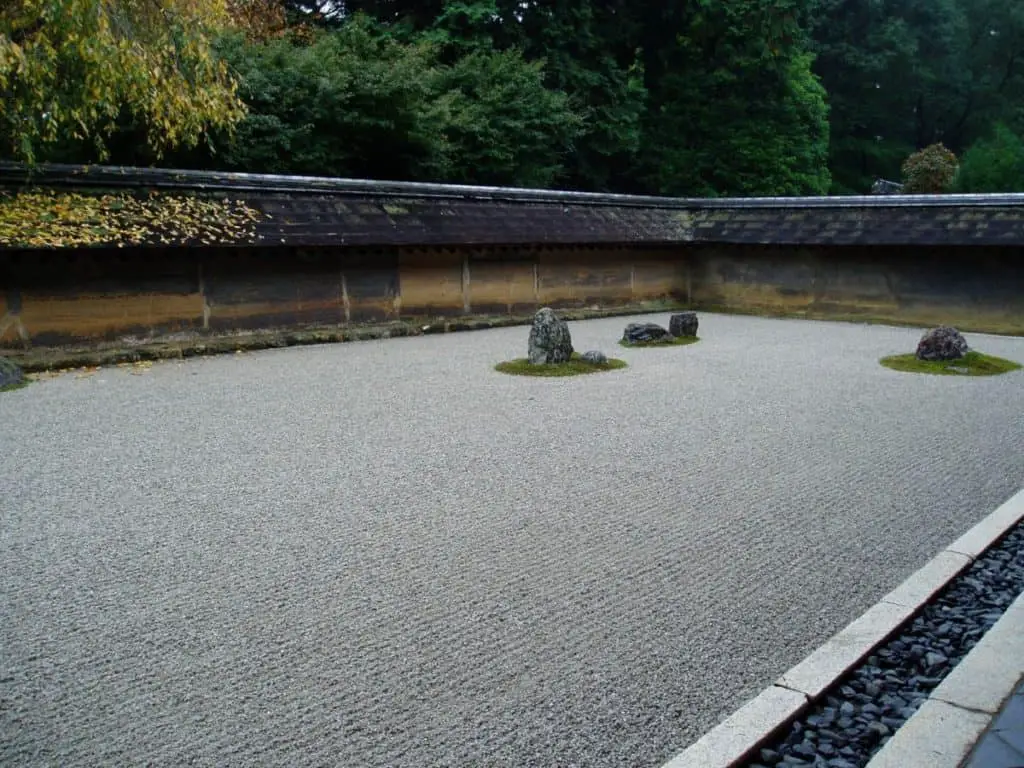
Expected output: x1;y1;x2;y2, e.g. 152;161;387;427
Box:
0;0;250;163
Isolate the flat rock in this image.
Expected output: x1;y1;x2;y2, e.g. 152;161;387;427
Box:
528;307;573;364
669;312;699;338
916;326;968;361
622;322;671;345
581;350;607;365
0;357;24;390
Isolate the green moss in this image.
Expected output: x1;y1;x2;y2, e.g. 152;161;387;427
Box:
618;335;700;348
495;352;628;377
880;350;1022;376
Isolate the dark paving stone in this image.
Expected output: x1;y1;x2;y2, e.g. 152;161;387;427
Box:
992;688;1024;732
965;734;1024;768
965;678;1024;768
995;729;1024;755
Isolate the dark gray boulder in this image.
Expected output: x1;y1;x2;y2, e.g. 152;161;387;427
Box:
669;312;699;338
622;322;672;344
916;326;969;361
0;357;24;390
528;307;573;364
580;350;607;365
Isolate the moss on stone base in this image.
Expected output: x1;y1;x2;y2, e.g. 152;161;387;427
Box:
495;353;627;377
618;335;700;349
880;350;1021;376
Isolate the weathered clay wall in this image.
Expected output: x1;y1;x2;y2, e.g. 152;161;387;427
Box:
689;245;1024;335
4;164;1022;354
0;245;684;346
2;243;1022;349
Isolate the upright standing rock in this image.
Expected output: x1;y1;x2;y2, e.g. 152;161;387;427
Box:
916;327;969;361
669;312;699;338
0;357;24;390
528;308;574;364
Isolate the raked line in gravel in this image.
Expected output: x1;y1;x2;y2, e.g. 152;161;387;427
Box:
663;487;1024;768
1;313;1022;768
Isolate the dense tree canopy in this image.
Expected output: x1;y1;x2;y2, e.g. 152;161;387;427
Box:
3;0;1023;194
955;124;1024;191
812;0;1024;192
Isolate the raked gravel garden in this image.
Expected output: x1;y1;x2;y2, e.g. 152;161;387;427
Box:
1;313;1022;767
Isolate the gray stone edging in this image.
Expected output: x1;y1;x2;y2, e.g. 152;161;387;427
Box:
658;488;1024;768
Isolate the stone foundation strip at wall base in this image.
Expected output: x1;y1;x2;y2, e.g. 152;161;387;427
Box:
659;488;1024;768
686;304;1024;339
1;303;685;372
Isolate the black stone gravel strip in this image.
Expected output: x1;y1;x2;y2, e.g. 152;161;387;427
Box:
743;520;1024;768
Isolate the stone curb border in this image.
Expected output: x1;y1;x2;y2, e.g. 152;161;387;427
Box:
660;488;1024;768
864;591;1024;768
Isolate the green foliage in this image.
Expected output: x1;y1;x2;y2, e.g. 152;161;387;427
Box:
512;1;647;191
211;18;444;179
811;0;1024;193
811;0;966;192
641;6;831;198
189;16;582;187
880;351;1022;375
427;50;583;186
4;0;908;196
954;124;1024;192
901;143;958;193
425;0;503;56
19;0;1024;199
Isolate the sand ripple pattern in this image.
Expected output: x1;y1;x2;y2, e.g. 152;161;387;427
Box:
2;314;1022;767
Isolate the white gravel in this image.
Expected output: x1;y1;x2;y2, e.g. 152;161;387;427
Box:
2;313;1022;767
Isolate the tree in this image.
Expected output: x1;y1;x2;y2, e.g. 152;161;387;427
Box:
637;0;830;196
954;123;1024;191
226;0;289;41
810;0;1024;193
209;17;444;179
514;1;647;191
271;0;829;195
428;49;584;187
183;15;582;187
809;0;970;193
901;142;958;192
957;0;1024;140
0;0;247;163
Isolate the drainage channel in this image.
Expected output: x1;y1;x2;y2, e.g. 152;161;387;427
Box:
740;519;1024;768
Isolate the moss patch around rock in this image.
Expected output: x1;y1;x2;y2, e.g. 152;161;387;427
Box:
880;350;1021;376
618;335;700;349
495;353;628;377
